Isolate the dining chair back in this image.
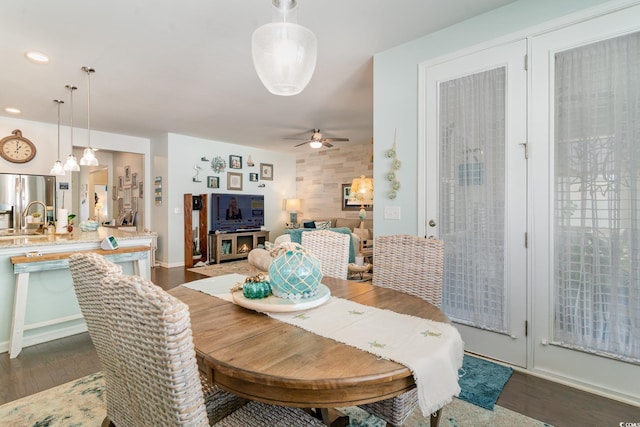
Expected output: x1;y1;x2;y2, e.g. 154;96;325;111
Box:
102;273;211;426
68;252;134;426
301;229;351;279
360;235;445;426
372;234;444;307
99;272;326;426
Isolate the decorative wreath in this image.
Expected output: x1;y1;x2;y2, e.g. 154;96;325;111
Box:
211;156;226;173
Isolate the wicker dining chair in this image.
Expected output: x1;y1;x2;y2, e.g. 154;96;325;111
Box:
358;235;445;426
301;229;351;279
100;272;326;426
70;252;238;426
68;252;136;426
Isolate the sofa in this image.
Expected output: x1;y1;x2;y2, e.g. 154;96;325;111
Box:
247;217;373;272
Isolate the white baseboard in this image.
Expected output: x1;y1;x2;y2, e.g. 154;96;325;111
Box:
0;323;88;355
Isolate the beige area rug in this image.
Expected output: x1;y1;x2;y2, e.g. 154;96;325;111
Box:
0;372;552;427
189;259;373;282
188;259;262;276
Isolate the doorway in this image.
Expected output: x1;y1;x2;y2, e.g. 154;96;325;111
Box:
422;39;528;366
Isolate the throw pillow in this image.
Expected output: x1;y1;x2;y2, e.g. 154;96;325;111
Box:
303;221;316;228
314;220;331;230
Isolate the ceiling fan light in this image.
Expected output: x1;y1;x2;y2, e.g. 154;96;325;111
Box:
309;140;322;149
252;1;317;96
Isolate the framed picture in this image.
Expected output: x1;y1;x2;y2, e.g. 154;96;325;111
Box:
342;183;373;211
123;186;132;208
207;176;220;189
227;172;243;191
260;163;273;180
138;182;144;198
124;165;131;182
131;172;138;189
229;155;242;169
249;173;259;182
118;176;124;191
118;197;124;214
154;176;162;206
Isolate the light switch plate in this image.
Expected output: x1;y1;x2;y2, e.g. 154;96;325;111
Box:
384;206;401;220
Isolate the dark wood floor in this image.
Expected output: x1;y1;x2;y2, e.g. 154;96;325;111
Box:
1;266;638;426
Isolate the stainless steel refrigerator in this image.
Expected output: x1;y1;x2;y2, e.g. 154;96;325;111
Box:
0;173;56;232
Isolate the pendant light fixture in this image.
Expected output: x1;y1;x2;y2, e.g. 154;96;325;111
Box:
252;0;317;96
50;99;65;176
63;84;80;171
79;66;98;166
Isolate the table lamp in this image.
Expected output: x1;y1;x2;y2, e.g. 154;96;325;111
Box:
347;175;373;221
285;198;301;226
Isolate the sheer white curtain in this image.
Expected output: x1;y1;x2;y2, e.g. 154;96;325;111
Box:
554;32;640;362
439;67;507;332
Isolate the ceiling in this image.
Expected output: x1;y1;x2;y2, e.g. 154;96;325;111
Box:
0;0;516;152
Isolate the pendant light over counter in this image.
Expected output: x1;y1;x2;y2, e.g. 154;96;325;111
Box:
252;0;317;96
63;84;80;172
50;99;65;175
79;66;98;166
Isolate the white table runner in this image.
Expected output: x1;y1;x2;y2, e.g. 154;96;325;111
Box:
184;275;464;416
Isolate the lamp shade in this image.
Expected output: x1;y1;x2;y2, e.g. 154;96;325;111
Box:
252;1;317;96
285;198;301;212
348;175;374;206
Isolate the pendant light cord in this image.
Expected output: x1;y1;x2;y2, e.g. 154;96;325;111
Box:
66;84;77;147
81;66;95;150
54;99;64;159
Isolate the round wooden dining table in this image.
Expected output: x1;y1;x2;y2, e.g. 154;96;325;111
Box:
169;276;451;425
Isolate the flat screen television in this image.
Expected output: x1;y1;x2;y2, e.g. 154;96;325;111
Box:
211;193;265;232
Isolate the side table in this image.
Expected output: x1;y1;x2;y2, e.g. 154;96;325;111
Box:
347;263;372;280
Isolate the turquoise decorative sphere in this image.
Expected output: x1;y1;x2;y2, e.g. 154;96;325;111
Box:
242;280;271;299
269;248;322;300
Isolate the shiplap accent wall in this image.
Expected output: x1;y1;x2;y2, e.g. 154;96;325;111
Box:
295;140;373;222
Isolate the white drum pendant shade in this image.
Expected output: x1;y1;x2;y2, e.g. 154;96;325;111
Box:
252;22;317;96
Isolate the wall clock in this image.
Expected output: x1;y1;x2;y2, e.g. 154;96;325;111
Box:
0;129;37;163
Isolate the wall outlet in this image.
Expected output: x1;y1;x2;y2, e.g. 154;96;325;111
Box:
384;206;401;220
174;207;181;214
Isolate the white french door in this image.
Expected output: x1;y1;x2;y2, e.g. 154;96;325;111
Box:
529;4;640;397
421;40;528;367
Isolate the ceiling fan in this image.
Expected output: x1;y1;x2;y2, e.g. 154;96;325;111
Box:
287;129;349;148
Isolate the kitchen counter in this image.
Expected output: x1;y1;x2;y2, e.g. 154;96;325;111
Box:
0;227;152;250
1;227;156;357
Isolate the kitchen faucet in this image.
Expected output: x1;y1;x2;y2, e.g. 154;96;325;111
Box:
22;200;48;233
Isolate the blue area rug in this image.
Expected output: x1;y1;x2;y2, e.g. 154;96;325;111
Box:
457;354;513;410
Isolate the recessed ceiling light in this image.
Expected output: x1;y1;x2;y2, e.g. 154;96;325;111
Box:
4;107;21;114
24;51;50;64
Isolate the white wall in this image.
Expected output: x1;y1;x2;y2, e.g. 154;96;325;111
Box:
372;0;612;237
156;133;296;267
1;117;149;228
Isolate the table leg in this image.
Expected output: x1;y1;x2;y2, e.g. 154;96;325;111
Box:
431;408;443;427
315;408;349;427
9;272;30;358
